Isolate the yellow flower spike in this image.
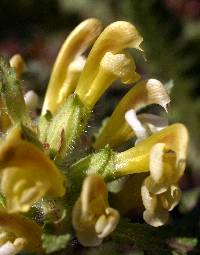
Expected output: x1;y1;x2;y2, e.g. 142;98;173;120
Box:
42;18;102;114
94;79;170;149
0;126;66;213
72;175;119;247
9;54;26;79
0;210;42;253
115;123;188;176
75;21;143;108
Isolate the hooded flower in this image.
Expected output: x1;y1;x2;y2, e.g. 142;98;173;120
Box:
0;126;66;213
141;143;184;226
72;175;119;247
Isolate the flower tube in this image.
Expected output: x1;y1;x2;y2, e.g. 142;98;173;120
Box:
114;123;188;176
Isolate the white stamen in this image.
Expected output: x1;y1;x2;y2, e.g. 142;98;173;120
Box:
125;109;148;141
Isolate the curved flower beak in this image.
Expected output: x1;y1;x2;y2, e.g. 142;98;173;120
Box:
75;21;143;109
94;79;170;149
0;126;66;213
42;18;102;114
72;175;119;247
0;210;42;253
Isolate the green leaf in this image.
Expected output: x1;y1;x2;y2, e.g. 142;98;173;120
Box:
21;124;43;150
0;56;31;127
42;233;71;254
111;220;171;255
169;237;198;255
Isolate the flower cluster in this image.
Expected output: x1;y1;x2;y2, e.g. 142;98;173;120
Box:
0;18;188;254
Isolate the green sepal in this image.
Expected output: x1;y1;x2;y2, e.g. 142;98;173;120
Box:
0;56;32;127
46;93;89;161
68;146;116;199
42;233;71;254
21;123;43;150
38;110;53;143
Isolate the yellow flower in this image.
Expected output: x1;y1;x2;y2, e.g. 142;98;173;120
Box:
75;21;142;109
0;210;42;254
0;126;66;213
114;123;188;176
72;175;119;247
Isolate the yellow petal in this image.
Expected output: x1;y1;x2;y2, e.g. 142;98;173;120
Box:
1;166;49;213
141;182;157;212
95;207;119;238
76;21;143;107
143;207;169;227
72;175;119;247
42;18;102;114
0;126;66;212
115;123;188;176
146;143;184;194
160;185;181;211
79;51;139;108
94;79;170;149
81;175;108;216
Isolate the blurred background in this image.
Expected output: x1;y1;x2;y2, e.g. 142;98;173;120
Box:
1;0;200;238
